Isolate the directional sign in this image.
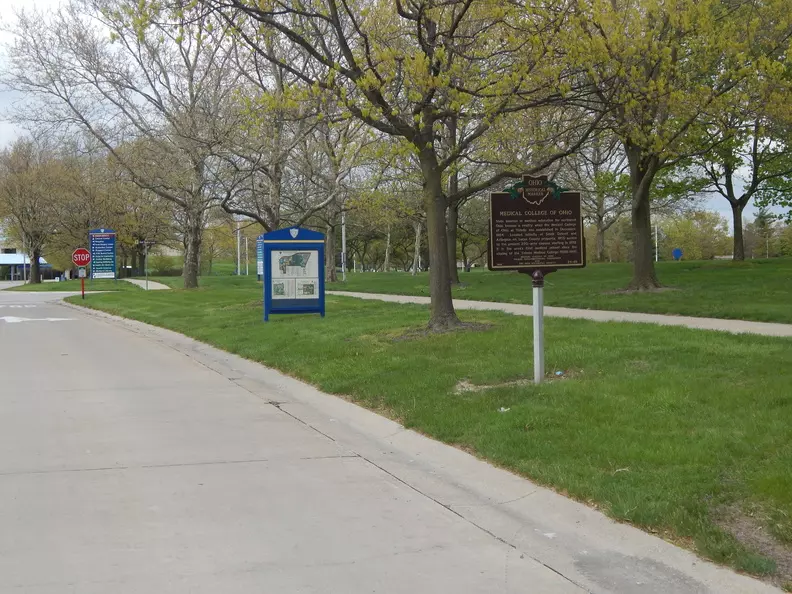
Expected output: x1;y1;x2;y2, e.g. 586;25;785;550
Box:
89;228;117;279
256;234;265;278
72;248;91;267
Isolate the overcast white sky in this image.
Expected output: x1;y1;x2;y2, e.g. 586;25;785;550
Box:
0;0;775;227
0;0;62;148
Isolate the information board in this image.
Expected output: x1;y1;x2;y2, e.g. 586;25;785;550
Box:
89;228;117;279
262;227;325;321
489;177;584;270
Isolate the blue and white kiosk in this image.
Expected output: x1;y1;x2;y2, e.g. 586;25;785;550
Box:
262;227;326;321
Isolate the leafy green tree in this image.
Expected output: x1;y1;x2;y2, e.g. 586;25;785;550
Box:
200;0;594;328
661;210;731;261
570;0;792;287
0;138;63;283
698;104;792;260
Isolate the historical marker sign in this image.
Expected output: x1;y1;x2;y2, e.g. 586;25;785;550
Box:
89;228;117;279
489;175;585;271
488;175;586;386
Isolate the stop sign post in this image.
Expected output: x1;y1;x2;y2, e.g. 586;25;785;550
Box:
72;248;91;299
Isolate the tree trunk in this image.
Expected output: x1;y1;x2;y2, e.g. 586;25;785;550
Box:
325;223;338;282
596;223;606;263
383;225;391;272
629;193;660;289
731;203;745;261
182;211;203;289
29;248;41;284
625;143;661;290
420;149;461;329
137;244;147;276
447;115;460;285
446;201;460;284
412;221;421;276
131;251;138;277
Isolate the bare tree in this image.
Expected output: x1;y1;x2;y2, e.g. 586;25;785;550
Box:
3;1;244;287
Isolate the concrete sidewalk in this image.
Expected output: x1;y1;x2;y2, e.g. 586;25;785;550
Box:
0;281;24;290
123;277;172;290
329;291;792;338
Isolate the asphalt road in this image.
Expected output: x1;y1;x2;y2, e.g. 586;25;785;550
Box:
0;288;782;593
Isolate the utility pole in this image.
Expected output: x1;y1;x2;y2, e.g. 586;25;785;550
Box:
655;224;659;262
341;210;347;282
236;219;242;276
245;237;249;275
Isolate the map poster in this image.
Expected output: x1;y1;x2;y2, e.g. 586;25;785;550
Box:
271;250;319;300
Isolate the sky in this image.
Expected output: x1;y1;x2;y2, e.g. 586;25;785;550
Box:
0;0;777;229
0;0;62;148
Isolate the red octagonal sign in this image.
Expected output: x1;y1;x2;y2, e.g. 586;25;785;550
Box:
72;248;91;267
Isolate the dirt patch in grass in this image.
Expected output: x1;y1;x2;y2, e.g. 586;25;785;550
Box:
455;369;581;393
455;379;532;394
392;321;493;341
604;286;680;295
716;506;792;586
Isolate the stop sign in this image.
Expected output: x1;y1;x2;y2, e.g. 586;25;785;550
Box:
72;248;91;267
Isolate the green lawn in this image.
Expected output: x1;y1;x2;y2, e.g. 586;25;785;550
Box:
330;258;792;324
69;281;792;585
5;279;141;292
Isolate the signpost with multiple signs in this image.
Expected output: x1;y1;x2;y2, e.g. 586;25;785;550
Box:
489;175;586;383
72;248;91;300
261;227;326;321
89;228;117;280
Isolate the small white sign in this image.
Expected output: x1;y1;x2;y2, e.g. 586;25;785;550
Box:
78;267;87;278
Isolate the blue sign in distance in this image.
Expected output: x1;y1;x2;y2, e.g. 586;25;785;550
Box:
256;234;265;280
262;227;325;321
89;228;117;279
672;248;683;261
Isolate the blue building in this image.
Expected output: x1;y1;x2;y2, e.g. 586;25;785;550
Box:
0;252;52;281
